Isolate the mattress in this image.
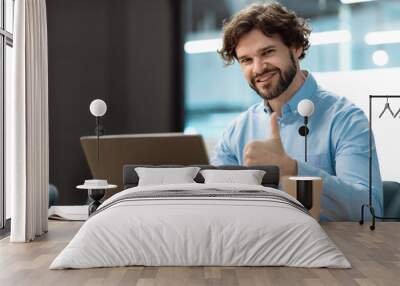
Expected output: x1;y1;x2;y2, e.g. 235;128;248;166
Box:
50;183;351;269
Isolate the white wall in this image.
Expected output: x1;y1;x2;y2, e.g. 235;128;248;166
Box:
314;68;400;181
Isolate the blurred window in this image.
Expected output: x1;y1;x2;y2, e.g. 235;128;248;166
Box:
1;0;14;228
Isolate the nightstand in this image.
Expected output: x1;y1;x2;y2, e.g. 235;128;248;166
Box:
76;180;117;215
281;176;322;221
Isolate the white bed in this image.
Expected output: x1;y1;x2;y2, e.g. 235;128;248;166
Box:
50;183;350;269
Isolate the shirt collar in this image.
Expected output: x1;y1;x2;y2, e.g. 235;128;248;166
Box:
285;71;317;114
263;101;273;114
262;71;318;115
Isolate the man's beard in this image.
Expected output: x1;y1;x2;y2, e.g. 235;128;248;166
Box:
249;52;297;100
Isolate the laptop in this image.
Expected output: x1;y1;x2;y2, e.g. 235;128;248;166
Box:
80;133;209;197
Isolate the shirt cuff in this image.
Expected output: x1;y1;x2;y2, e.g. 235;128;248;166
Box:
297;160;322;176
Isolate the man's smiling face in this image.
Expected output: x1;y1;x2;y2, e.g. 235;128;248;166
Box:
235;29;298;100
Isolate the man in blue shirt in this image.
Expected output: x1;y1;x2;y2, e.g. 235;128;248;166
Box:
212;2;382;220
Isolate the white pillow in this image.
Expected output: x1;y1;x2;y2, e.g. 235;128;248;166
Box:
200;169;266;185
135;167;201;186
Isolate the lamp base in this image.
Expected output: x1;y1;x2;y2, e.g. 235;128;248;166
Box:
88;189;105;216
296;180;313;210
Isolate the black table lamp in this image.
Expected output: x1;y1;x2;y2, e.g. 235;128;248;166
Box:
297;99;315;162
89;99;107;161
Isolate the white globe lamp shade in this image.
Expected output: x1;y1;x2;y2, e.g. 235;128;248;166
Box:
90;99;107;117
297;99;315;117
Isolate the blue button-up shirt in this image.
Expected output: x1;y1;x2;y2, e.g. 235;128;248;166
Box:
211;72;382;221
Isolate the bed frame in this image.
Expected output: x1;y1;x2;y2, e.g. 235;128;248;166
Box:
123;165;280;189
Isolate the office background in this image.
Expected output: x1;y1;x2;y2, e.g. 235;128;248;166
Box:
183;0;400;181
183;0;400;133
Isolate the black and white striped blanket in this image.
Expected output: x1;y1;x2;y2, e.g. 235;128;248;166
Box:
91;188;309;217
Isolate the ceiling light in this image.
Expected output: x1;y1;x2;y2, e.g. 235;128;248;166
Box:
372;50;389;66
340;0;376;4
310;30;351;46
184;38;222;54
365;30;400;45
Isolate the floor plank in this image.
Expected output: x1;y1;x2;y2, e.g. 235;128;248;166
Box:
0;221;399;286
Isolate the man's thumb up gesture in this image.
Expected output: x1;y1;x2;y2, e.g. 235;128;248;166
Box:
243;112;297;176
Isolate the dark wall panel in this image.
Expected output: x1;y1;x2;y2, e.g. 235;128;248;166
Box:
47;0;178;205
106;0;174;134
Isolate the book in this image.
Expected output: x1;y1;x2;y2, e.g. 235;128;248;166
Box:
48;205;88;221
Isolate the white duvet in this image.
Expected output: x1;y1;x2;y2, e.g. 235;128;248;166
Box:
50;183;351;269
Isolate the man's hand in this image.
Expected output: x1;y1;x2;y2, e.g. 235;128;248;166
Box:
243;112;298;176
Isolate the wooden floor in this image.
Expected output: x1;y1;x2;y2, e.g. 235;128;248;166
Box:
0;221;399;286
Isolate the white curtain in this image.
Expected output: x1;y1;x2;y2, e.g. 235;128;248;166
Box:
8;0;49;242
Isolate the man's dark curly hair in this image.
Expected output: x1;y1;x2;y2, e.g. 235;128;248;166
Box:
218;2;311;65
